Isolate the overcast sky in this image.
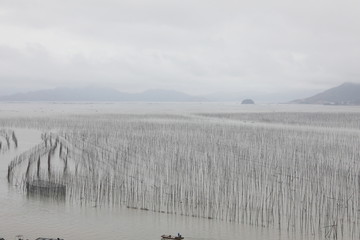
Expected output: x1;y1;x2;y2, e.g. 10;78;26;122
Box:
1;0;360;97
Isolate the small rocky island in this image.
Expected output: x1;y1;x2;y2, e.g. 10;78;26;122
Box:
241;99;255;104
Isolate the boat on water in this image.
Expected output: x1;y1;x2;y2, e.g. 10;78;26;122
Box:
161;234;184;240
36;238;64;240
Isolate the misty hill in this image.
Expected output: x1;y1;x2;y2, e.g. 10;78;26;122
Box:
0;87;203;102
292;83;360;105
241;99;255;104
136;89;204;102
202;89;319;103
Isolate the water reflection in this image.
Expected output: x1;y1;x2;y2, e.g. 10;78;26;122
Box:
26;180;66;201
0;128;291;240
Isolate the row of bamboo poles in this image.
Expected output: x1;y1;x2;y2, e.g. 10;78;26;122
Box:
4;113;360;240
0;129;17;152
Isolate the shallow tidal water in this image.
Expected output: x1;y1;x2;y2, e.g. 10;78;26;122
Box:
2;102;359;240
0;130;290;240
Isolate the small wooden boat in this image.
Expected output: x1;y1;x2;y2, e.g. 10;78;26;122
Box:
35;238;64;240
161;234;184;240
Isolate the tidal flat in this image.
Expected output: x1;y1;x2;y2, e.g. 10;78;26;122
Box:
1;102;360;240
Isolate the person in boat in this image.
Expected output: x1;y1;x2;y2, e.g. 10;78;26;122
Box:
177;233;182;238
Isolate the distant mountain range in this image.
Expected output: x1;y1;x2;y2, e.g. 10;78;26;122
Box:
0;87;204;102
0;87;317;103
292;82;360;105
1;83;359;103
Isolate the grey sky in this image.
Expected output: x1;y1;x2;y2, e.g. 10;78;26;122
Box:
1;0;360;96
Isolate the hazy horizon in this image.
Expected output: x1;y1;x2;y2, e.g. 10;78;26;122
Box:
1;0;360;101
0;84;325;103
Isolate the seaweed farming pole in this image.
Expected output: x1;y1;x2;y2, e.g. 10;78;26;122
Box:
12;131;18;148
48;151;51;179
4;113;360;239
37;156;41;179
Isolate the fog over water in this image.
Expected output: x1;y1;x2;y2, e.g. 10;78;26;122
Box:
0;103;298;240
1;0;360;99
1;103;360;239
1;0;360;239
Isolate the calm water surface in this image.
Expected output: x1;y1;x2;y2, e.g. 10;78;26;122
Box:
0;128;293;240
3;98;344;240
4;100;356;239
